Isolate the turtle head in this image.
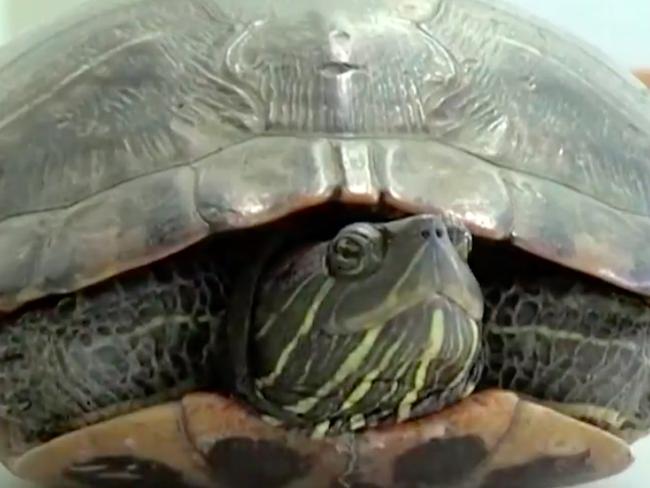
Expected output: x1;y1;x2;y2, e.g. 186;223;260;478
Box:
241;214;484;431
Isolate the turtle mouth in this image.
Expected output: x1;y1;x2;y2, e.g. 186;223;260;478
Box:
0;203;647;456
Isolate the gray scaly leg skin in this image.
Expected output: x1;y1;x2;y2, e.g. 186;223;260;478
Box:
0;254;230;445
480;272;650;442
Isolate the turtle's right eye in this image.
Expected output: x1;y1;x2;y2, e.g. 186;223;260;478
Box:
326;224;385;278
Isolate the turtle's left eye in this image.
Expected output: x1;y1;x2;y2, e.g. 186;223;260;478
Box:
326;224;385;278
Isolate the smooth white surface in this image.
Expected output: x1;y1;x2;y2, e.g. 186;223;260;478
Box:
0;0;648;487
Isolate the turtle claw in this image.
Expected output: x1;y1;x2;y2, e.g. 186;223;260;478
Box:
3;390;632;488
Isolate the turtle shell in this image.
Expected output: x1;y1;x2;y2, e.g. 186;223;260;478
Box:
0;0;648;487
1;0;650;313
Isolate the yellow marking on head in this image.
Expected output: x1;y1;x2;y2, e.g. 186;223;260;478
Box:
443;317;480;396
378;359;413;406
255;275;316;340
257;279;334;388
350;414;366;431
339;332;405;412
312;421;331;439
397;308;446;422
297;356;315;386
284;326;381;415
261;415;283;427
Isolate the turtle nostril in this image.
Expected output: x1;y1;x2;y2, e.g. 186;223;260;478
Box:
435;227;445;239
420;229;431;239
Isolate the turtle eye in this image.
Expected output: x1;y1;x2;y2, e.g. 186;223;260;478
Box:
326;224;385;278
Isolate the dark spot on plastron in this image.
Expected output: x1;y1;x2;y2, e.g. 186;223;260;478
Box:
64;456;198;488
481;451;592;488
393;435;488;487
206;437;310;488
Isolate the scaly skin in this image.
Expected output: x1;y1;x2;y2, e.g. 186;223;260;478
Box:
475;248;650;442
0;254;230;444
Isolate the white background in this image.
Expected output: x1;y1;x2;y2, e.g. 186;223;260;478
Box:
0;1;648;487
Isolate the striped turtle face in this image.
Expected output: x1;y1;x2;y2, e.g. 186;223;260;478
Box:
245;214;484;433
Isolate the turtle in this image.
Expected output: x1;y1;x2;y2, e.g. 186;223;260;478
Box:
1;0;650;487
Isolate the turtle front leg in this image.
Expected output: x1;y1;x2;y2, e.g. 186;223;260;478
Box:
478;260;650;443
0;251;232;448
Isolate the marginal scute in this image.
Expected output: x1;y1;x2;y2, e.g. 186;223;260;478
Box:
332;140;382;203
0;168;209;312
505;171;650;296
378;139;513;238
194;138;341;229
